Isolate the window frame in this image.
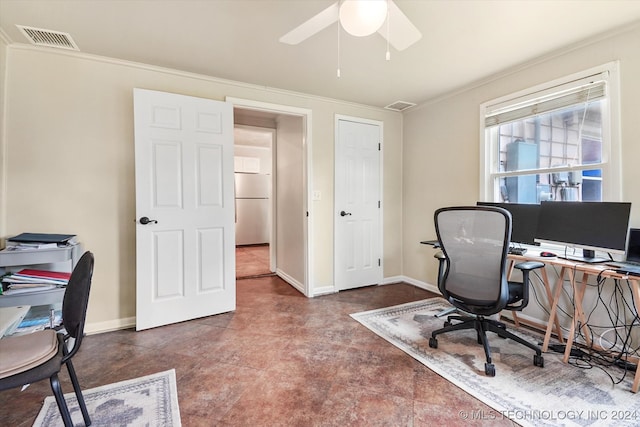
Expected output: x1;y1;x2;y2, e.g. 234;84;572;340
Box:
479;61;621;203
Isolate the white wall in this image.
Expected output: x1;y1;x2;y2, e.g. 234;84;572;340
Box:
2;46;404;332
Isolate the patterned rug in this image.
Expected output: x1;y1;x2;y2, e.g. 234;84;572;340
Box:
33;369;181;427
352;298;640;427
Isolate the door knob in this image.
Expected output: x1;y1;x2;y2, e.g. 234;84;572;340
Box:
139;216;158;225
340;211;352;217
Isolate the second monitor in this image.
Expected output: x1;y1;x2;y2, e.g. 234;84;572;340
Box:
476;202;540;246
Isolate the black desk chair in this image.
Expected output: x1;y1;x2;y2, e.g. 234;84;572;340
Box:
0;251;94;426
428;206;544;376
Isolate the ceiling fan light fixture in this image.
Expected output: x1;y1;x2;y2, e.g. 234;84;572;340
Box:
339;0;388;37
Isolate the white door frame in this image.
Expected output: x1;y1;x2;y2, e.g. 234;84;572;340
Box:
226;97;313;297
334;114;383;290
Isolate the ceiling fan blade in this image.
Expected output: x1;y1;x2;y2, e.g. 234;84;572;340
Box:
279;2;340;45
378;0;422;51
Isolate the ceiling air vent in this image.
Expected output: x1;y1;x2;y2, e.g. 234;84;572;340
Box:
384;101;416;112
16;25;79;51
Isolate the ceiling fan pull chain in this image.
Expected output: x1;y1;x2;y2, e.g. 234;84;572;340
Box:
337;17;342;78
386;0;391;61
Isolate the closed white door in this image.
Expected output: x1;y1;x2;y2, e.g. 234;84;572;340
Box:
134;89;236;330
334;116;382;290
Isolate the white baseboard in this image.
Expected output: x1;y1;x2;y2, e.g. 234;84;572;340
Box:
275;269;306;295
311;286;336;296
386;275;440;295
85;316;136;335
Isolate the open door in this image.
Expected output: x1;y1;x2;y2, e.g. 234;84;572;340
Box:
134;89;236;330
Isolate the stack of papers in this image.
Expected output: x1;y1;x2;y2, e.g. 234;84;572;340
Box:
0;305;30;337
15;304;62;334
3;233;78;251
2;269;71;295
5;242;59;251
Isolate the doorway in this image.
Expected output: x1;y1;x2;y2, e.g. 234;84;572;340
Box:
229;98;312;297
234;125;275;279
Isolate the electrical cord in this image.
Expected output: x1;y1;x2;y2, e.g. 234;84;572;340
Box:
563;273;640;385
515;253;640;385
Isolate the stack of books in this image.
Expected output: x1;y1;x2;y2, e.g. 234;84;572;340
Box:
1;269;71;295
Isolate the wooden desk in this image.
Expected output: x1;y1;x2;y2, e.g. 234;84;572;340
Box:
510;253;640;393
507;254;576;351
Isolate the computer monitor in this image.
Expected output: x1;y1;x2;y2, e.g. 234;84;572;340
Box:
626;228;640;264
534;201;632;263
476;202;540;245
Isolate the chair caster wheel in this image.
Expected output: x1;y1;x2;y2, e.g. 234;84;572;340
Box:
429;337;438;349
443;320;452;327
485;363;495;376
534;354;544;368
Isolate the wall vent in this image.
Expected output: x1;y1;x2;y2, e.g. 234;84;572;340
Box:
16;25;79;51
384;101;416;112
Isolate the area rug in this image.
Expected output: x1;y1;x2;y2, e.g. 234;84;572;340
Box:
33;369;181;427
352;298;640;427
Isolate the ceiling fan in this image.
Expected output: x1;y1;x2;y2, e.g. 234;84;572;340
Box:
279;0;422;52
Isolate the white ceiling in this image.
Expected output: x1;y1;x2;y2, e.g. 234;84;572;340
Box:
1;0;640;109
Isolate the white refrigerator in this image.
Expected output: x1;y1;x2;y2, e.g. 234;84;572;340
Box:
234;173;271;246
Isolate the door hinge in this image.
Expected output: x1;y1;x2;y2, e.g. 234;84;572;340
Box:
378;143;381;151
378;258;381;266
306;211;309;217
378;201;381;208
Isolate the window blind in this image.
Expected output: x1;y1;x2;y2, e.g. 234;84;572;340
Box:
485;80;606;127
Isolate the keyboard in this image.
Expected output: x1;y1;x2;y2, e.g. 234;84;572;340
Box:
508;247;527;256
608;261;640;269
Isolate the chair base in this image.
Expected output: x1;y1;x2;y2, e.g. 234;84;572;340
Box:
428;314;544;376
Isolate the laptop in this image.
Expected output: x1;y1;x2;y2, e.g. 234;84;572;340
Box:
609;228;640;275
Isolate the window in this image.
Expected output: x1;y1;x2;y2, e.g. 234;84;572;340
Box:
480;62;621;203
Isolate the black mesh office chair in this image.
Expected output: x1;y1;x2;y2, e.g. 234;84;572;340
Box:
428;206;544;376
0;251;94;426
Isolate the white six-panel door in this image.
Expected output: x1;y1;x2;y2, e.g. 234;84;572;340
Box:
134;89;236;330
334;116;382;290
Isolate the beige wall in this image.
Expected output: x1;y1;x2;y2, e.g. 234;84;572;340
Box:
0;36;7;237
275;115;306;287
3;46;403;332
402;23;640;287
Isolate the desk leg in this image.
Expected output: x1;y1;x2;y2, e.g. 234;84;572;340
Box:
540;267;564;345
543;266;568;352
506;259;522;328
629;279;640;393
563;271;590;363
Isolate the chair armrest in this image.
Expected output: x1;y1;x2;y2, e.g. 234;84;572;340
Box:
433;250;447;290
510;261;544;311
514;261;544;272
